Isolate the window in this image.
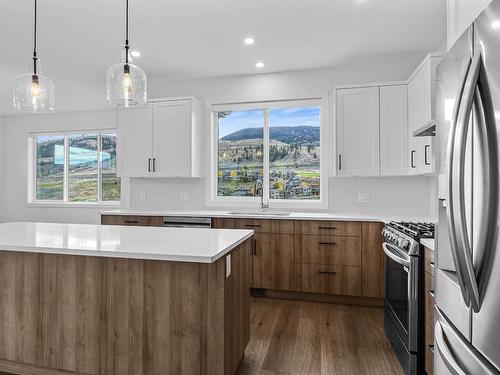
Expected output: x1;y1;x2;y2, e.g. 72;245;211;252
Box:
32;131;120;204
213;99;323;205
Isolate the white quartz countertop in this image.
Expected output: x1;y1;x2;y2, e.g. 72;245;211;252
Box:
420;238;435;251
0;222;253;263
99;209;437;224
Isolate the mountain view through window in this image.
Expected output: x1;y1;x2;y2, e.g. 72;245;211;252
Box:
217;106;320;200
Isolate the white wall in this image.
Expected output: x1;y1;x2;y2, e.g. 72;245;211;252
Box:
0;110;117;224
0;51;437;224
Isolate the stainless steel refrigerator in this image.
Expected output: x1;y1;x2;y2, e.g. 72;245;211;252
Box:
435;1;500;374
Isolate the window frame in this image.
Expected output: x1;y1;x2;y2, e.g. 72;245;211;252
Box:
28;128;121;207
207;96;329;209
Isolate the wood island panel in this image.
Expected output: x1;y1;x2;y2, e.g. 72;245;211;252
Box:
0;240;251;375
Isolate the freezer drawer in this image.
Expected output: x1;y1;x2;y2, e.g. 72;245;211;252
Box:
435;269;471;340
434;307;499;375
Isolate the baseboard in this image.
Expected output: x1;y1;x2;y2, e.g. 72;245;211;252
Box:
260;289;384;307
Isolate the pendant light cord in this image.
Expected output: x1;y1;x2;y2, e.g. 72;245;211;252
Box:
33;0;38;74
125;0;129;64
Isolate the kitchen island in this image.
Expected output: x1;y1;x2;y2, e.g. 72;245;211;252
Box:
0;222;253;375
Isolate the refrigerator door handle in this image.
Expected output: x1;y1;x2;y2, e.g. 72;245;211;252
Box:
446;56;472;306
454;53;499;312
435;320;467;375
469;55;499;312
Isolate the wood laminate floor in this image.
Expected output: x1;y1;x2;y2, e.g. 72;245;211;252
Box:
237;298;404;375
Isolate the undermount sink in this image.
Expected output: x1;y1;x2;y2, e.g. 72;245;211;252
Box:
228;210;291;216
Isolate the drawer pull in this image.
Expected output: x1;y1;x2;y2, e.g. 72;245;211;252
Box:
318;271;336;275
429;262;435;268
319;242;337;245
428;290;435;298
428;344;435;353
244;224;261;228
318;226;337;230
124;220;139;224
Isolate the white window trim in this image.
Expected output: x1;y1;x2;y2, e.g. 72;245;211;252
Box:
28;128;121;207
206;96;329;209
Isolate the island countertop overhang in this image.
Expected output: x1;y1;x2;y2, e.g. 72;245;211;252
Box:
0;222;254;263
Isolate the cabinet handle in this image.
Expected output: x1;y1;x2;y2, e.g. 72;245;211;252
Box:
153;158;157;172
148;158;152;172
428;290;435;298
245;224;261;228
428;345;435;353
318;226;336;230
338;154;342;170
124;220;139;224
424;144;431;165
429;262;435;269
411;150;416;168
252;239;257;256
319;242;337;245
318;271;336;275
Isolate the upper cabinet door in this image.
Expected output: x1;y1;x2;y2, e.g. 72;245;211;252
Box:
117;105;153;178
336;87;380;176
380;85;408;176
152;100;200;177
447;0;491;50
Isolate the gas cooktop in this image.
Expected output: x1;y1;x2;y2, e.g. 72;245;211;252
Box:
386;221;435;239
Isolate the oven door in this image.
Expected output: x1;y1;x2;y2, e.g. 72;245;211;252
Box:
384;242;420;353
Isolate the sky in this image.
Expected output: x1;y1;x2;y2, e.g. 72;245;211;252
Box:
218;106;320;138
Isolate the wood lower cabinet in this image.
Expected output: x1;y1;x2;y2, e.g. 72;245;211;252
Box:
276;233;295;291
424;246;435;375
295;235;361;266
101;215;163;226
252;233;277;289
110;215;385;301
295;263;361;296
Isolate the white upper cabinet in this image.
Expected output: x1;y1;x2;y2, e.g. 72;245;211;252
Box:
380;85;408;176
117;97;202;178
407;54;442;175
447;0;491;50
117;105;153;178
336;87;380;176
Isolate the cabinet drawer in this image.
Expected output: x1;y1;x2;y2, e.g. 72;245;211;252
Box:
425;247;435;276
294;220;361;236
295;235;361;266
220;218;273;233
101;215;163;227
425;271;435;327
274;220;295;234
295;263;361;296
425;322;435;375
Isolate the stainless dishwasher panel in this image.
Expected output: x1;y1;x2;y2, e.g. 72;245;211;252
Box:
162;216;212;228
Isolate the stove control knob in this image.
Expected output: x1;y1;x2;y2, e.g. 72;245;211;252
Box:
401;240;410;250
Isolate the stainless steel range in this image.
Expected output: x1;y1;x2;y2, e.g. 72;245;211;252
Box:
382;221;435;375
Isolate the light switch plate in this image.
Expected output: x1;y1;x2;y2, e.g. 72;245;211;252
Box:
225;255;231;278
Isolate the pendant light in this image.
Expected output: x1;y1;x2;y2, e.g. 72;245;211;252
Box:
13;0;55;113
106;0;147;107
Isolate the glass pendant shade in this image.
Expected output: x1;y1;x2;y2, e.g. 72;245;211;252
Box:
13;72;55;113
106;62;147;107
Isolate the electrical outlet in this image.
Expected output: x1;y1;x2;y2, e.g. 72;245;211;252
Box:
140;191;147;201
180;192;189;201
358;192;370;204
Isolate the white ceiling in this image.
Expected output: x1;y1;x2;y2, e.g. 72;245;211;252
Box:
0;0;446;114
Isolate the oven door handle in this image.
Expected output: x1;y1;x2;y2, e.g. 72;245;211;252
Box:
382;242;410;267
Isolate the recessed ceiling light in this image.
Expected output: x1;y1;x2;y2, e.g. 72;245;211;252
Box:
131;50;141;57
244;37;255;45
255;61;264;68
492;21;500;29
